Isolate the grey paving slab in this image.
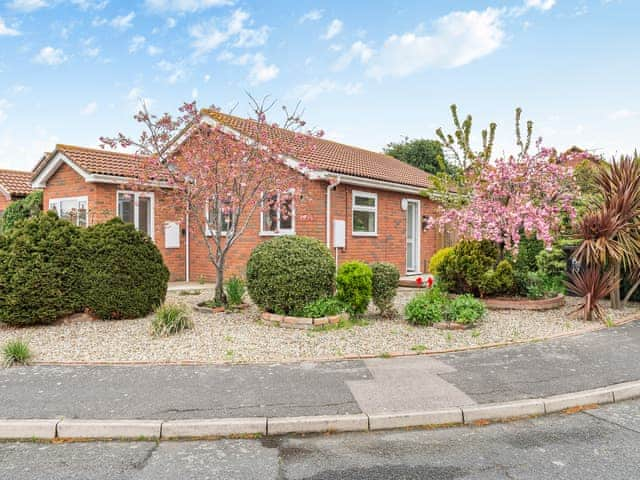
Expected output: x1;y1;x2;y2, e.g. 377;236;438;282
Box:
0;361;370;419
347;356;476;414
5;400;640;479
438;320;640;404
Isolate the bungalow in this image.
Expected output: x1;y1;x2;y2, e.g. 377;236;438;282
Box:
31;111;450;281
0;169;32;214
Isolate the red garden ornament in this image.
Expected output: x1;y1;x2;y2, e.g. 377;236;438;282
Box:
427;277;434;288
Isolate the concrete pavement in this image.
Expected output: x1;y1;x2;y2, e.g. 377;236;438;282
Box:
2;399;640;479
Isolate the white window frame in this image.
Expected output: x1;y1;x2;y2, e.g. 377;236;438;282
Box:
204;198;231;237
352;190;378;237
116;190;155;240
259;190;296;236
48;196;89;227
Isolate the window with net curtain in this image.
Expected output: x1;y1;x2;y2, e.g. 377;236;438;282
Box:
117;192;152;237
352;191;377;235
261;191;294;233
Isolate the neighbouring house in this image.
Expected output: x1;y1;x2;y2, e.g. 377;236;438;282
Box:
31;112;449;281
0;169;33;215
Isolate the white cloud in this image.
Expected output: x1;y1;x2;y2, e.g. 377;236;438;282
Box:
10;84;29;94
525;0;556;11
147;45;163;56
7;0;47;12
34;46;68;65
189;9;269;56
203;73;211;82
70;0;108;10
82;37;100;57
218;51;278;85
191;88;198;99
81;101;98;115
156;59;186;84
126;87;154;112
0;99;9;123
322;19;343;40
367;8;504;79
299;9;323;23
608;109;639;120
166;17;176;28
0;126;59;171
293;80;363;102
129;35;146;53
145;0;233;13
110;12;135;30
0;18;20;36
333;41;374;71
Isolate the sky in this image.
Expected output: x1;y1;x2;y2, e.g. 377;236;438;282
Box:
0;0;638;171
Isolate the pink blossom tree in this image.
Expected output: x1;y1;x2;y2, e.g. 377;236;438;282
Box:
438;146;587;254
101;98;322;304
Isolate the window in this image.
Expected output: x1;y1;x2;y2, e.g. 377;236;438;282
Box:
260;191;294;235
49;196;88;227
206;198;233;236
352;191;377;236
117;191;154;238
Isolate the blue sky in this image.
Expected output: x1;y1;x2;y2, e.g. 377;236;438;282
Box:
0;0;637;171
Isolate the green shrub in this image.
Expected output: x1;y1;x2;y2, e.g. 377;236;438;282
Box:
525;271;565;299
370;262;399;317
428;247;454;276
447;294;485;325
300;297;346;318
0;191;42;233
246;236;335;315
81;218;169;320
536;246;567;279
0;212;84;326
404;287;448;326
225;277;245;306
437;240;499;295
513;236;544;273
151;303;192;337
2;338;31;367
479;260;515;297
336;261;373;315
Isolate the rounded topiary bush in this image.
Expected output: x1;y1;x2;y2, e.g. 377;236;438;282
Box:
437;240;499;296
0;212;84;326
428;247;454;276
246;236;335;315
370;262;399;317
81;218;169;320
336;261;373;316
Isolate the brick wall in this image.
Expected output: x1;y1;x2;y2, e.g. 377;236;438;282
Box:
0;194;10;214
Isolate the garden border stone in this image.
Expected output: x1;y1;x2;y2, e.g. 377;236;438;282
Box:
261;312;348;329
483;294;565;311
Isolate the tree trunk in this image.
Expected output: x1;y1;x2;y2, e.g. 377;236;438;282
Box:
623;278;640;307
214;263;226;305
611;261;622;310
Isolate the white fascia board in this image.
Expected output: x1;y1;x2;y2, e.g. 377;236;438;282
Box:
312;172;431;196
31;152;91;188
0;184;11;200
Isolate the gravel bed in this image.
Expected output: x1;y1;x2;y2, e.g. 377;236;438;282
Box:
0;288;637;364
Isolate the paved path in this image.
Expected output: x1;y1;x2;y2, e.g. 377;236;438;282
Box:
2;399;640;479
1;320;639;419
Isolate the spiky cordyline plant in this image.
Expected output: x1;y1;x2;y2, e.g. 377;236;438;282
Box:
566;267;616;322
572;155;640;308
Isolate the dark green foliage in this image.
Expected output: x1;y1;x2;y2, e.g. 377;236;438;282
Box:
404;287;448;326
300;297;346;318
81;218;169;320
0;191;43;233
225;277;245;306
246;236;335;315
525;271;565;299
437;240;499;295
479;260;516;297
370;262;399;317
336;261;373;315
514;236;544;274
0;212;84;325
446;294;485;325
384;137;453;175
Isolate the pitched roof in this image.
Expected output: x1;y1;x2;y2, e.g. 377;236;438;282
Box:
0;169;32;197
52;144;146;177
204;110;434;189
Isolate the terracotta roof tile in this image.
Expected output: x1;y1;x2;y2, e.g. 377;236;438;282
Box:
0;169;32;197
205;111;434;189
55;144;146;178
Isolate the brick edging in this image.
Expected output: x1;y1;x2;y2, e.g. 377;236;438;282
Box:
2;380;639;441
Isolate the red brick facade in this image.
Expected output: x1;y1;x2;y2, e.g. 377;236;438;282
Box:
0;194;11;213
40;162;441;283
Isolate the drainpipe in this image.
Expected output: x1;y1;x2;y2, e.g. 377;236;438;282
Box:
185;209;190;283
325;176;341;248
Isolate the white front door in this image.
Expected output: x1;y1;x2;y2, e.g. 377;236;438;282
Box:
406;200;420;273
